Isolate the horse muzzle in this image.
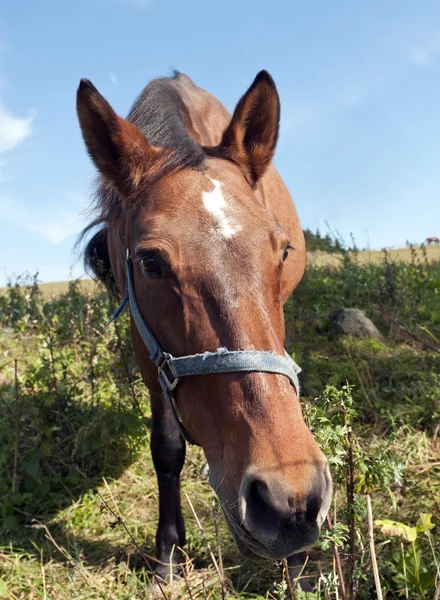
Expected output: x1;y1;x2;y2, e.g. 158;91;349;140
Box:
221;461;332;560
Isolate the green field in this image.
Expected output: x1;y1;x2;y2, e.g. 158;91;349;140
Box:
0;247;439;599
2;246;439;297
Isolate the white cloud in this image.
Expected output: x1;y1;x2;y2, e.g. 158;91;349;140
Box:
109;72;121;86
281;26;440;141
0;103;33;152
0;44;34;155
398;29;440;68
408;48;431;67
0;193;88;244
280;28;438;142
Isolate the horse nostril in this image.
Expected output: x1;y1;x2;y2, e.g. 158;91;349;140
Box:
241;473;327;531
237;470;329;555
241;477;280;542
306;492;322;523
247;478;323;525
246;479;279;525
249;479;271;512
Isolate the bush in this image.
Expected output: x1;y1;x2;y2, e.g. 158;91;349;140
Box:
0;246;439;599
303;227;345;253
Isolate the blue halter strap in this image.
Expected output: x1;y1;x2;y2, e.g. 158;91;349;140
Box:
108;250;301;446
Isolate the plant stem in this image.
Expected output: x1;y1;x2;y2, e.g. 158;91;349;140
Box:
419;513;440;583
412;540;426;599
343;406;356;598
96;492;168;599
401;542;409;599
185;492;226;600
366;496;383;600
283;559;297;600
326;515;348;600
12;359;20;494
112;314;149;426
211;489;228;599
181;565;195;600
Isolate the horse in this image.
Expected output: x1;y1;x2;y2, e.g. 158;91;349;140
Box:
77;70;332;588
426;237;439;245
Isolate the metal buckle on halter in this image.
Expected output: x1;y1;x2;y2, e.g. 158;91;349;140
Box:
157;352;179;392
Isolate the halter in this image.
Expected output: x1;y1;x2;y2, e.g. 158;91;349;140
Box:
108;249;301;446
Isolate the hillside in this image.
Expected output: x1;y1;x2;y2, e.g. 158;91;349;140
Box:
0;246;439;598
307;243;440;267
2;245;439;296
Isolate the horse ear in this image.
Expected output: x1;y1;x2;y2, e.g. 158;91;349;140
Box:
76;79;160;197
218;71;280;186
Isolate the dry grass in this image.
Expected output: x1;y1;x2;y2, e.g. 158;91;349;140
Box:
0;445;290;599
0;328;289;599
0;278;97;298
2;246;440;298
1;246;439;598
307;244;440;267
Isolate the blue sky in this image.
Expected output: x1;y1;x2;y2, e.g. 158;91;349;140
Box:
1;0;439;284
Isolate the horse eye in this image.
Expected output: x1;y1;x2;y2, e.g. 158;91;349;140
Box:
140;255;162;279
282;244;293;263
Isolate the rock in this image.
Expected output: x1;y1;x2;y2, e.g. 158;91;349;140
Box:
328;308;383;341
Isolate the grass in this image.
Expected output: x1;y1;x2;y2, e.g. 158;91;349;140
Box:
2;245;439;297
307;244;440;267
0;245;439;599
0;278;97;298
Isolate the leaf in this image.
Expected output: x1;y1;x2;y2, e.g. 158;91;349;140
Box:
375;519;417;542
0;579;8;598
416;513;435;534
2;515;20;531
40;441;52;457
418;570;435;592
24;461;40;480
10;493;22;505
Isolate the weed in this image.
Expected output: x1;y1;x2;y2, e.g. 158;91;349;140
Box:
0;247;439;598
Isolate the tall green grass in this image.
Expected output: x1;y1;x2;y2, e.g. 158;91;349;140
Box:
0;246;439;599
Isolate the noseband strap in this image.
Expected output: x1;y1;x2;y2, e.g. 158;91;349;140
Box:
108;250;302;446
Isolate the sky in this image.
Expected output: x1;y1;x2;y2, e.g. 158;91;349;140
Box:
1;0;439;284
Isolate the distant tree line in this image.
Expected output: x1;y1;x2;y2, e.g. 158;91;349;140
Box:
303;228;345;253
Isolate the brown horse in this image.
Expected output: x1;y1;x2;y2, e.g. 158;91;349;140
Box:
426;237;439;245
77;71;332;585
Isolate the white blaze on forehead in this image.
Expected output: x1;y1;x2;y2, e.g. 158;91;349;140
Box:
202;177;241;239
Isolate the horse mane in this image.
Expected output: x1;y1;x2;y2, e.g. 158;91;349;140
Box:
80;72;207;288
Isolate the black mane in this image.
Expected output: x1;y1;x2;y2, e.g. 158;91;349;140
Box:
128;73;205;170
